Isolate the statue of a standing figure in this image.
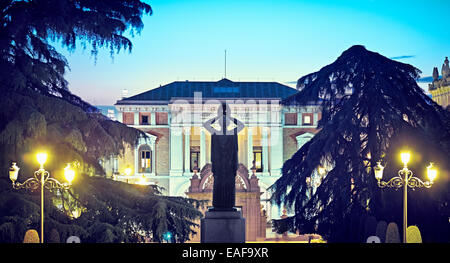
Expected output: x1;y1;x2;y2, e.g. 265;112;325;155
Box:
203;103;244;211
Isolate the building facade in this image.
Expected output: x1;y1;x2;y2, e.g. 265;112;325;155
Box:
108;78;320;233
429;57;450;108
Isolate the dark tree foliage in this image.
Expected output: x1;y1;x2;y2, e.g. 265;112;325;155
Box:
0;91;205;242
0;1;205;242
0;0;152;111
271;45;450;242
65;177;203;243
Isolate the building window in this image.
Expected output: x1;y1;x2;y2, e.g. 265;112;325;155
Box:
139;145;152;173
284;113;297;125
213;86;240;93
190;151;200;172
141;115;149;125
302;113;313;126
156;112;168;125
123;112;134;125
253;147;263;172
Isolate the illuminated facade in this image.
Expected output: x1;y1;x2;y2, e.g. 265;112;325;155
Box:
108;78;321;224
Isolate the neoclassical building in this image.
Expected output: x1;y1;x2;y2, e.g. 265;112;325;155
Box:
429;56;450;108
107;78;320;238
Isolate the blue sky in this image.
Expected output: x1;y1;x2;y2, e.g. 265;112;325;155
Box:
57;0;450;105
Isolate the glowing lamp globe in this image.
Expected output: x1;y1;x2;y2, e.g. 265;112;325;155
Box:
124;167;132;176
139;175;147;185
9;162;20;182
373;162;384;181
36;152;48;166
427;163;437;183
400;152;410;166
64;164;75;184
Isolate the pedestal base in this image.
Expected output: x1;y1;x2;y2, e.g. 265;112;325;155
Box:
201;210;246;243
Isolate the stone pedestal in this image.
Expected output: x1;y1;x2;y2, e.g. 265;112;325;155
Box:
201;210;246;243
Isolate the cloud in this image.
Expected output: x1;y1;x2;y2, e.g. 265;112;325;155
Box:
390;55;415;60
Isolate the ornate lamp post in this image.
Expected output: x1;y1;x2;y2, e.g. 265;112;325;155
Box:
124;166;132;183
9;152;75;243
373;151;437;243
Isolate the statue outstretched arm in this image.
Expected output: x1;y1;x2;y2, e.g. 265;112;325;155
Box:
233;117;244;133
225;117;244;135
203;116;220;135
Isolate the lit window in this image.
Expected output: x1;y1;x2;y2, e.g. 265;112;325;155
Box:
139;145;152;173
303;114;312;125
141;151;151;173
190;151;200;172
253;147;263;172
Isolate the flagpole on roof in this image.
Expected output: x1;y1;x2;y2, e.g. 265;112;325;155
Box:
224;49;227;79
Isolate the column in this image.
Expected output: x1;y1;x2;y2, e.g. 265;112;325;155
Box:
117;111;123;123
247;127;253;170
184;128;190;175
170;126;183;176
269;125;283;177
200;127;206;169
134;111;139;125
151;139;156;175
150;112;156;125
262;127;269;174
297;111;302;126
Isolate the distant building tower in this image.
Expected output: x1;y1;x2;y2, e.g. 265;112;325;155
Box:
429;57;450;108
442;57;450;79
432;67;439;81
122;89;129;99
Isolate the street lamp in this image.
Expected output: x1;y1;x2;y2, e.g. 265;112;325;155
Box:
9;152;75;243
64;163;76;185
374;151;437;243
124;166;132;183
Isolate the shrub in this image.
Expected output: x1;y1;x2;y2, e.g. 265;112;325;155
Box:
406;225;422;243
385;222;401;243
0;222;15;242
23;229;40;243
364;216;377;239
48;228;60;243
375;220;387;243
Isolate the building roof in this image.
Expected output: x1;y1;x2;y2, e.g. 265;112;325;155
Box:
115;78;299;105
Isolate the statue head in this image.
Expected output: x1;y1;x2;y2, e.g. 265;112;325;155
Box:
218;102;231;115
217;103;232;130
204;101;243;136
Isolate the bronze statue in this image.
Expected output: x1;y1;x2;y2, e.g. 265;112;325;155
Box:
203;103;244;210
